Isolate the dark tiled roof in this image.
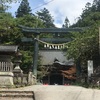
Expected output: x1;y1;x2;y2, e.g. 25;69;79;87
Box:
0;45;18;52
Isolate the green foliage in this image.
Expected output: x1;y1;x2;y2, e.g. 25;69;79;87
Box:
62;17;70;28
20;50;33;73
16;14;44;28
36;8;55;28
0;12;21;44
15;15;44;72
72;1;100;27
0;0;19;3
65;27;98;63
0;5;55;75
65;0;100;67
0;0;20;11
1;0;100;77
92;0;100;11
15;0;32;18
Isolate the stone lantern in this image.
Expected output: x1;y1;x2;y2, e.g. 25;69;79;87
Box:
0;45;18;87
13;52;23;85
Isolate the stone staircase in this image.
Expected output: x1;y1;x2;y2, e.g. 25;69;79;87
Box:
0;91;35;100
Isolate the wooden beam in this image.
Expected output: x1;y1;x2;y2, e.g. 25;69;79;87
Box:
22;28;82;34
19;25;84;34
21;37;71;43
40;38;71;43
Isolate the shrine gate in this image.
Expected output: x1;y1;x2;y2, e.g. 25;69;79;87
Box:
19;25;83;81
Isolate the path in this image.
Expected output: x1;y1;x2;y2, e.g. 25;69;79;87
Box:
1;85;100;100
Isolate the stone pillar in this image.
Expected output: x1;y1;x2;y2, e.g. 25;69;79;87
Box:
87;60;93;83
28;71;36;85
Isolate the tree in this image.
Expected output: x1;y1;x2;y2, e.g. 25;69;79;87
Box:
0;0;19;3
72;0;100;27
62;17;70;28
65;28;98;62
36;8;55;28
92;0;100;11
15;14;44;72
0;0;4;12
15;0;32;18
0;0;20;12
16;14;44;28
0;12;18;44
65;1;100;68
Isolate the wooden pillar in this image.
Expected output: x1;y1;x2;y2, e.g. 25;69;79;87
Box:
48;74;50;85
62;75;64;85
76;59;81;76
33;35;39;78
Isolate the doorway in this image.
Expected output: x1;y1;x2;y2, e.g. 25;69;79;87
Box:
50;74;63;85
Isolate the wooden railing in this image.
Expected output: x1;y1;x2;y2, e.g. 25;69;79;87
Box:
0;62;13;72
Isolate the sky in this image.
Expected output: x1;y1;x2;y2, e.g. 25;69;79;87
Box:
8;0;94;28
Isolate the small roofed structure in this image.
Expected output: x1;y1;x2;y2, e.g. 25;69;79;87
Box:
0;45;18;54
0;45;18;87
42;59;76;85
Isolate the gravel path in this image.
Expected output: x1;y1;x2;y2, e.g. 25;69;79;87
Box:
1;85;100;100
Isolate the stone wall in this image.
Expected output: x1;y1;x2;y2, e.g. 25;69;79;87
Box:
13;72;36;86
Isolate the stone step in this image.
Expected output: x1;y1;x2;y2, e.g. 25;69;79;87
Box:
0;91;34;100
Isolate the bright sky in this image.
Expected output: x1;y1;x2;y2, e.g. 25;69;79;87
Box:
8;0;94;28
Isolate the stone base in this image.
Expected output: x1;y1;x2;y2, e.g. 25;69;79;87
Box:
32;75;37;85
0;72;14;87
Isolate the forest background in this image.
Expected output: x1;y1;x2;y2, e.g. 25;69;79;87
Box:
0;0;100;79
